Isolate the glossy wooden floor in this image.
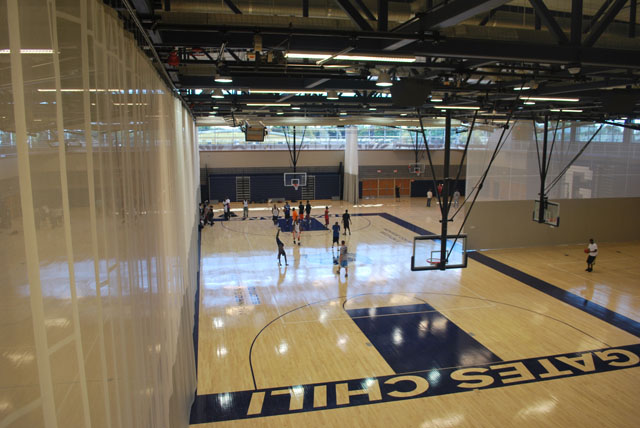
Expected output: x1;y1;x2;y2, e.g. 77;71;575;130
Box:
191;198;640;427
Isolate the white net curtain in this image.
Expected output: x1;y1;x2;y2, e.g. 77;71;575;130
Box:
0;1;198;427
466;120;640;201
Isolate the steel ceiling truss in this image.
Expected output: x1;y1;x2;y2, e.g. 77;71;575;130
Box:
112;1;639;121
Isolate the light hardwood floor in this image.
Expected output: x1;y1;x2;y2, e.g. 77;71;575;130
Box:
191;198;640;427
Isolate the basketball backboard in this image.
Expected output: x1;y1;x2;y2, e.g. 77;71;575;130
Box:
532;200;560;227
408;163;426;176
411;234;467;271
284;172;307;189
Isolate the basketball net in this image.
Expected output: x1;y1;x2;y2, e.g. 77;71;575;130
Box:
293;183;299;191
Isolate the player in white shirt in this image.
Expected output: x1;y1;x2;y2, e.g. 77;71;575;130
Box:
586;238;598;272
292;219;301;245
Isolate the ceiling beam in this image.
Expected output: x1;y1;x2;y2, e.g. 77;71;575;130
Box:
129;0;153;15
528;0;569;44
223;0;242;14
631;0;637;38
584;0;629;47
378;0;388;32
584;0;613;34
398;0;511;32
354;0;377;21
334;0;374;31
571;0;582;45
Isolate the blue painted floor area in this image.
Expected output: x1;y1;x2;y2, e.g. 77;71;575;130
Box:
278;217;328;232
346;303;501;373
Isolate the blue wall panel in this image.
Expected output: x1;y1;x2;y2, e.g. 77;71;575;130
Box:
209;173;341;202
209;175;236;202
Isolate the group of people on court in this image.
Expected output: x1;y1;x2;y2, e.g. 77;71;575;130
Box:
425;184;461;208
275;203;353;277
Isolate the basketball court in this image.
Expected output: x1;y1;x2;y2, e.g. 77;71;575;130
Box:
189;197;640;427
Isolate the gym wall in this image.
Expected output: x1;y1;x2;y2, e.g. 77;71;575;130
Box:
466;198;640;249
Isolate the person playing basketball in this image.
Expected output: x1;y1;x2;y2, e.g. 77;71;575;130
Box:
291;207;298;223
342;209;352;235
331;221;340;247
324;206;330;227
292;219;301;245
276;230;288;266
338;240;348;277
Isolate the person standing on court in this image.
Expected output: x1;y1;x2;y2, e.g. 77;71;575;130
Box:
276;230;288;266
338;240;349;277
305;200;312;223
331;221;340;247
427;189;433;207
243;199;249;219
292;218;301;245
342;209;352;235
298;201;305;222
272;204;279;226
291;207;298;224
395;185;400;200
586;238;598;272
283;201;291;225
437;183;443;200
324;206;330;227
453;190;460;208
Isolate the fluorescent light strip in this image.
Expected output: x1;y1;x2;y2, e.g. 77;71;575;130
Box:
438;105;481;110
550;109;583;113
249;90;327;95
38;88;124;92
0;49;54;54
430;98;443;102
513;87;531;91
286;52;415;63
525;97;579;102
113;102;148;106
246;103;291;107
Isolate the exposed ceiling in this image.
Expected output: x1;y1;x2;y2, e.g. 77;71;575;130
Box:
117;0;640;126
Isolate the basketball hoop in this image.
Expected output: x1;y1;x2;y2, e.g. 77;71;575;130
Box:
292;179;299;191
426;258;440;266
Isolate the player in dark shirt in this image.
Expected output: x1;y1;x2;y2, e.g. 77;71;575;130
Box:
276;230;288;266
331;222;340;247
342;210;352;235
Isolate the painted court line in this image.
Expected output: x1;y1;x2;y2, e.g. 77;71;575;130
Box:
191;212;640;424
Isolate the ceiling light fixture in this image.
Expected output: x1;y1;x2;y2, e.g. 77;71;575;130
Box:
430;97;443;103
438;105;481;110
327;90;339;100
369;107;377;111
0;49;54;54
513;86;531;91
523;101;536;105
249;89;327;95
211;89;224;99
214;73;232;83
340;112;348;116
525;97;579;102
376;72;393;87
277;111;284;115
246;103;291;107
285;52;416;63
291;106;301;110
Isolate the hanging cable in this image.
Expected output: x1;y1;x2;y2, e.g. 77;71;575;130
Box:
449;111;477;220
544;124;603;193
417;111;444;211
545;115;562;178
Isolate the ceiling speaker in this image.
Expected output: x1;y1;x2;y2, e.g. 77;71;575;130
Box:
601;90;639;115
391;79;432;107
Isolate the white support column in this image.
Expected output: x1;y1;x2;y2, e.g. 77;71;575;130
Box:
343;126;359;204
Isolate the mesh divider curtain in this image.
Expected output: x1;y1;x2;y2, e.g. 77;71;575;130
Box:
0;0;198;427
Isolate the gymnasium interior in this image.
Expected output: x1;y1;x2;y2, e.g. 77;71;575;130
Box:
1;1;639;427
